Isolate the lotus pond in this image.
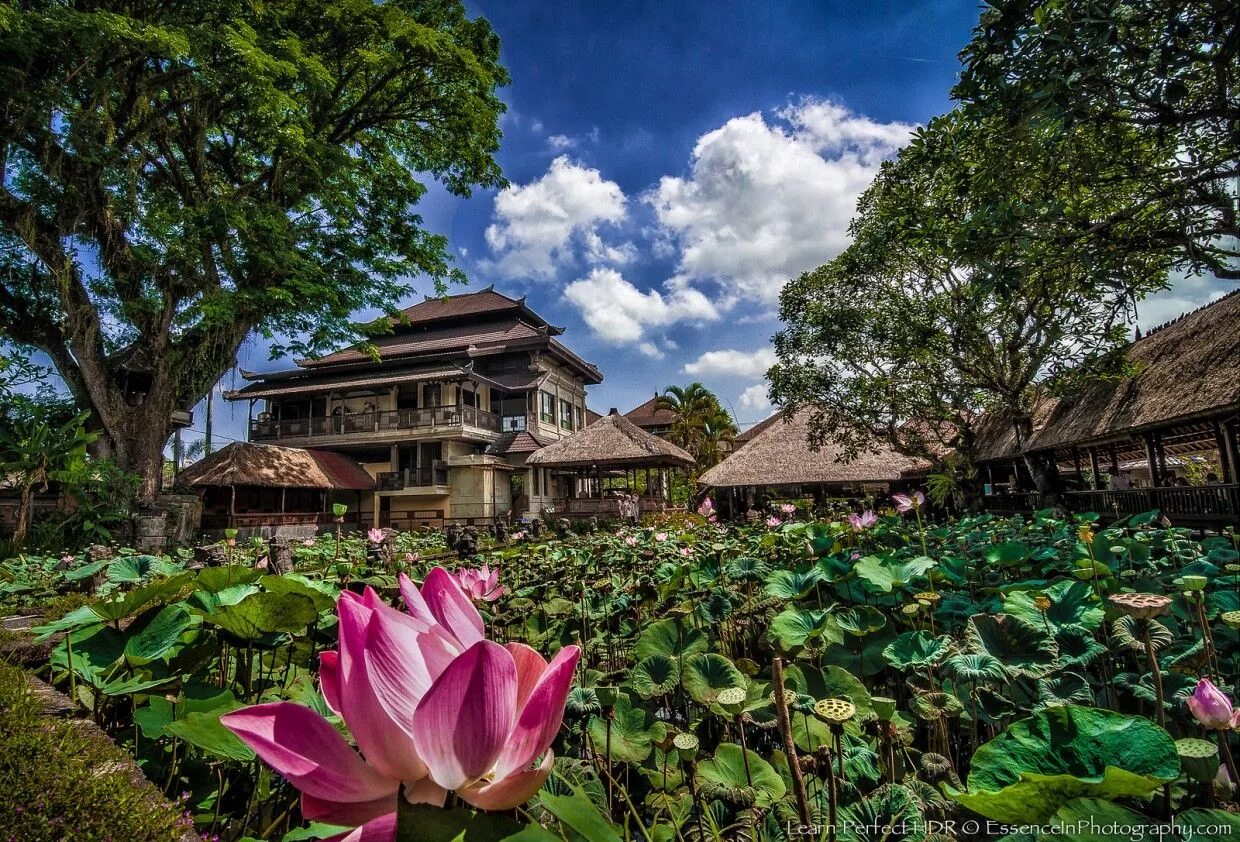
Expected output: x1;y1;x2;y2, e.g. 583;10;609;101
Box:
3;507;1240;841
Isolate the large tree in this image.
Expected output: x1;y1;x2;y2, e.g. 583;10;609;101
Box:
0;0;508;498
770;109;1172;501
954;0;1240;281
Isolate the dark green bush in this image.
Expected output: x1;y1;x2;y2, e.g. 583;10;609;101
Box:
0;661;190;841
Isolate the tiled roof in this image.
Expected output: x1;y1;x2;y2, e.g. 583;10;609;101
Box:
486;430;549;456
227;364;466;399
624;396;676;428
395;287;534;327
303;319;546;368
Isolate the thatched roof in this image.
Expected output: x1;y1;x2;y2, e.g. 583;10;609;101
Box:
975;289;1240;460
734;412;782;448
525;410;694;468
180;442;374;490
699;406;917;488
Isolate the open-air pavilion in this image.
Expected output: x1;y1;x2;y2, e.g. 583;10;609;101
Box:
975;290;1240;527
699;406;919;518
525;409;694;518
180;442;374;536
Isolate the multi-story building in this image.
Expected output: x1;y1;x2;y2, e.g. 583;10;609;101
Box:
225;287;603;528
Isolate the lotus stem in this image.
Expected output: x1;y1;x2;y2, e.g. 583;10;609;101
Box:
772;657;812;828
1142;623;1166;728
735;714;754;789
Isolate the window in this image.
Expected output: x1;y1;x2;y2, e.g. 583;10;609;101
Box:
574;405;584;430
421;383;441;408
560;398;573;430
540;391;555;423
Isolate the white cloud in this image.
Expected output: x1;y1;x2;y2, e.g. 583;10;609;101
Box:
683;347;777;379
637;341;663;358
563;267;719;345
738;384;774;417
648;98;914;306
1137;269;1231;330
547;134;575;150
484;156;628;279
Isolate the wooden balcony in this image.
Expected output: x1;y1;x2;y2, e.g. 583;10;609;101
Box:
377;463;450;493
249;406;501;445
983;484;1240;527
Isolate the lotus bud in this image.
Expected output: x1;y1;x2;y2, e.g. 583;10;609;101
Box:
1177;737;1220;783
1077;524;1094;543
1188;678;1240;730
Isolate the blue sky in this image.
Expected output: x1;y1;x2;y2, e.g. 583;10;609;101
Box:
202;0;1231;449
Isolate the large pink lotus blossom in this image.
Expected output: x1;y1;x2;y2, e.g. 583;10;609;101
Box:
847;510;878;532
765;516;782;528
221;568;579;840
779;503;796;515
454;564;507;602
1187;678;1240;730
623;535;638;547
697;497;715;518
367;528;386;544
654;532;669;542
893;491;925;513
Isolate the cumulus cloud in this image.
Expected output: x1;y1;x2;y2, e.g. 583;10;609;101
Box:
547;134;575;150
563;267;719;345
484;156;628;279
648;98;914;306
738;384;774;417
683;347;777;379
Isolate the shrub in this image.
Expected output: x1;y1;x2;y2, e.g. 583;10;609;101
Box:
0;661;190;841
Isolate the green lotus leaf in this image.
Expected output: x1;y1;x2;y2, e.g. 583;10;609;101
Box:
201;591;317;640
1037;797;1151;841
834;605;888;636
1176;809;1240;842
985;541;1031;566
883;631;954;670
1054;625;1107;668
260;573;339;613
124;603;196;665
633;618;708;660
837;783;925;842
768;606;838;653
628;655;681;699
588;694;666;765
681;653;745;706
695;743;785;808
946;705;1179;823
194;565;264;594
1003;580;1104;631
965;614;1059;678
763;567;823;600
164;701;256;762
106;554;182;585
853;555;937;593
1034;672;1095;709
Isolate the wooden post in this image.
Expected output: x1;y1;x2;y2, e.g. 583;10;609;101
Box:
1088;448;1102;490
229;484;236;528
1217;421;1238;484
1072;449;1082;483
1144;434;1161;487
1156;433;1169;483
280;486;286;514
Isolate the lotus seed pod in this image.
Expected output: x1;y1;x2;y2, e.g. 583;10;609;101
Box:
1221;611;1240;630
768;689;798;707
901;604;920;617
1177;575;1209;592
914;591;941;604
1108;592;1172;620
672;732;699;762
812;697;856;725
594;686;619;709
1177;737;1220;783
871;696;897;722
716;686;747;714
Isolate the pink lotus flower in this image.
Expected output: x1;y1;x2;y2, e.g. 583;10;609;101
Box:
893;491;926;513
766;516;782;528
303;539;317;547
511;530;526;541
367;528;386;544
624;535;638;547
779;503;796;515
404;552;419;563
679;547;693;557
454;564;507;602
1187;678;1240;730
847;510;878;531
221;568;579;838
655;532;668;542
697;497;715;518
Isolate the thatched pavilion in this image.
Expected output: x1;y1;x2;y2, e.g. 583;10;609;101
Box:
525;409;694;517
699;406;918;517
181;442;374;536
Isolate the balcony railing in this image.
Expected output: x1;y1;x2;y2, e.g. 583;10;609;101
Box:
251;406;500;441
377;463;450;491
983;484;1240;526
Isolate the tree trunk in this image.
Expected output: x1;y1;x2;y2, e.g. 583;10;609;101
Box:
1012;412;1061;509
13;481;35;547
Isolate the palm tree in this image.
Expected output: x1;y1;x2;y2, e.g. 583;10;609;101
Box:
654;383;738;469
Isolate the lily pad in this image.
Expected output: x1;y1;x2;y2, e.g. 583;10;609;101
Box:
695;743;786;808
